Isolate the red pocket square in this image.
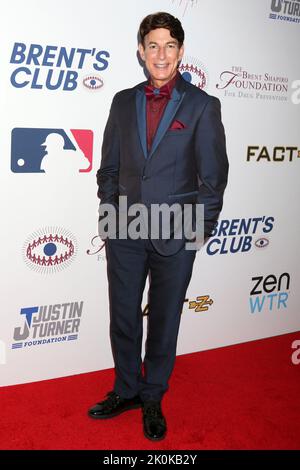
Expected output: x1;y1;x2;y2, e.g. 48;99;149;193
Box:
169;120;187;130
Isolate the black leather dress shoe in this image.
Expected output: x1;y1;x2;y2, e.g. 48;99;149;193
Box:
88;391;142;419
142;401;167;441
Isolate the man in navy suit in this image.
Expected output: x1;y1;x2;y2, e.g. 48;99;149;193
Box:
88;12;229;441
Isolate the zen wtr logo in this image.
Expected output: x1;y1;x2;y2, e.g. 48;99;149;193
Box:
11;128;93;173
249;272;290;314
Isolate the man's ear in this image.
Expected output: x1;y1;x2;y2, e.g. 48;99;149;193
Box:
178;44;184;62
138;43;145;62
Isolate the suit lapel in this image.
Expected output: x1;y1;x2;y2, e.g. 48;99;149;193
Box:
135;88;147;159
135;73;187;160
148;87;185;159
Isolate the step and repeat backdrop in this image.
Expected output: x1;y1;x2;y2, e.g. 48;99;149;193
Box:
0;0;299;386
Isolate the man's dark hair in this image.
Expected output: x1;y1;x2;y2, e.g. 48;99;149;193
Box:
139;12;184;47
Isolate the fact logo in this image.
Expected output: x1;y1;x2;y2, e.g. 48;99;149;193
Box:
22;227;77;274
11;128;93;173
179;55;208;90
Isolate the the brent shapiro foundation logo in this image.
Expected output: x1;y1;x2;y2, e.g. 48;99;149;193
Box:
179;55;208;90
216;66;289;102
87;235;106;262
269;0;300;24
22;227;77;274
12;301;84;349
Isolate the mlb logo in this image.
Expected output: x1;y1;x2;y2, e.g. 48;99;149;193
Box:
11;128;93;173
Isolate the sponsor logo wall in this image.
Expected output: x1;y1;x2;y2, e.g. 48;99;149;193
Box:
0;0;299;386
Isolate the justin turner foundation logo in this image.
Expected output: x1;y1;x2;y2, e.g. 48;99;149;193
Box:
269;0;300;23
179;55;208;90
12;301;84;349
22;227;77;274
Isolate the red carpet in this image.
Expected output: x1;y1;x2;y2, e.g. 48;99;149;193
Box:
1;332;300;450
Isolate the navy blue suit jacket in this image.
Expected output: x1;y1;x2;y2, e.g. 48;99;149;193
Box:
97;73;229;255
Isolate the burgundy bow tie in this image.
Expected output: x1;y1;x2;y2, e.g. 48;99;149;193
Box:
144;84;171;100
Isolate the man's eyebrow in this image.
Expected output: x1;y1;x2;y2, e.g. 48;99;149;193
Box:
147;40;178;45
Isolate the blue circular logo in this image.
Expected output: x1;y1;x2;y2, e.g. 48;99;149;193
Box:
44;242;57;256
82;75;104;91
181;71;192;83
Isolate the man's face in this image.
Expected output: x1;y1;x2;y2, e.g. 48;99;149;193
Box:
138;28;184;88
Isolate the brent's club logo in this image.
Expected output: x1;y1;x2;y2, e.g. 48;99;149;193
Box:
11;128;93;173
22;227;77;274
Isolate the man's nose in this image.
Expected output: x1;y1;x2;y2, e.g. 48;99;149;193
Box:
157;46;166;60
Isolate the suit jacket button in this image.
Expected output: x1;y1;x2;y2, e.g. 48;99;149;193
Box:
142;175;147;180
